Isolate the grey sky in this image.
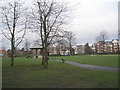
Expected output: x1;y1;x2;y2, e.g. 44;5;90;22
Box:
69;0;119;44
0;0;119;49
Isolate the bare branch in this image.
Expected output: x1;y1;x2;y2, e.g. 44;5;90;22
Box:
4;11;13;35
1;29;11;41
15;17;27;48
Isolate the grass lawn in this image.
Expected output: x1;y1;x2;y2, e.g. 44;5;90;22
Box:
49;55;119;68
2;57;119;88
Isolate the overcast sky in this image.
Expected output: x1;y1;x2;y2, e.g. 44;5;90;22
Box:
69;0;119;44
0;0;119;49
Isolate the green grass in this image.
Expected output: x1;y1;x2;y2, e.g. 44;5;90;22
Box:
49;55;119;68
2;57;119;88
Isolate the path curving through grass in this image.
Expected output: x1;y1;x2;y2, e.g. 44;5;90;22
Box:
65;61;119;73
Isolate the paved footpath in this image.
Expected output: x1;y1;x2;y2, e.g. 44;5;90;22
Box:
65;61;120;73
51;60;119;73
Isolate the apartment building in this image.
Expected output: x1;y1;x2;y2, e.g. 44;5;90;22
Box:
49;46;70;55
112;39;119;53
74;44;85;54
95;39;119;54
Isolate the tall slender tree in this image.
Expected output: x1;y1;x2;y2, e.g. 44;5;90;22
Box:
64;31;76;55
0;1;28;66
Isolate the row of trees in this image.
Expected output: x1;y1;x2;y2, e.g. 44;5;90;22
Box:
0;0;75;68
0;0;110;68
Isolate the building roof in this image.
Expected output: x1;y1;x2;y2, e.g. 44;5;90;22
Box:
105;41;112;44
112;39;118;43
29;45;43;49
97;41;105;44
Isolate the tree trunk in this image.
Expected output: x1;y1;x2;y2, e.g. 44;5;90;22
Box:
41;48;45;66
44;41;48;68
41;43;48;69
103;42;105;54
11;38;14;66
70;43;72;56
43;16;48;69
26;50;28;58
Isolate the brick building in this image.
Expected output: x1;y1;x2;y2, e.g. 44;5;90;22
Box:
95;39;119;54
74;44;85;54
0;49;8;57
49;46;70;56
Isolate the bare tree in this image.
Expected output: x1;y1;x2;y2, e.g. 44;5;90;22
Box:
96;30;108;53
0;1;28;66
58;39;69;55
96;30;108;42
64;31;76;55
47;30;65;47
30;0;70;68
